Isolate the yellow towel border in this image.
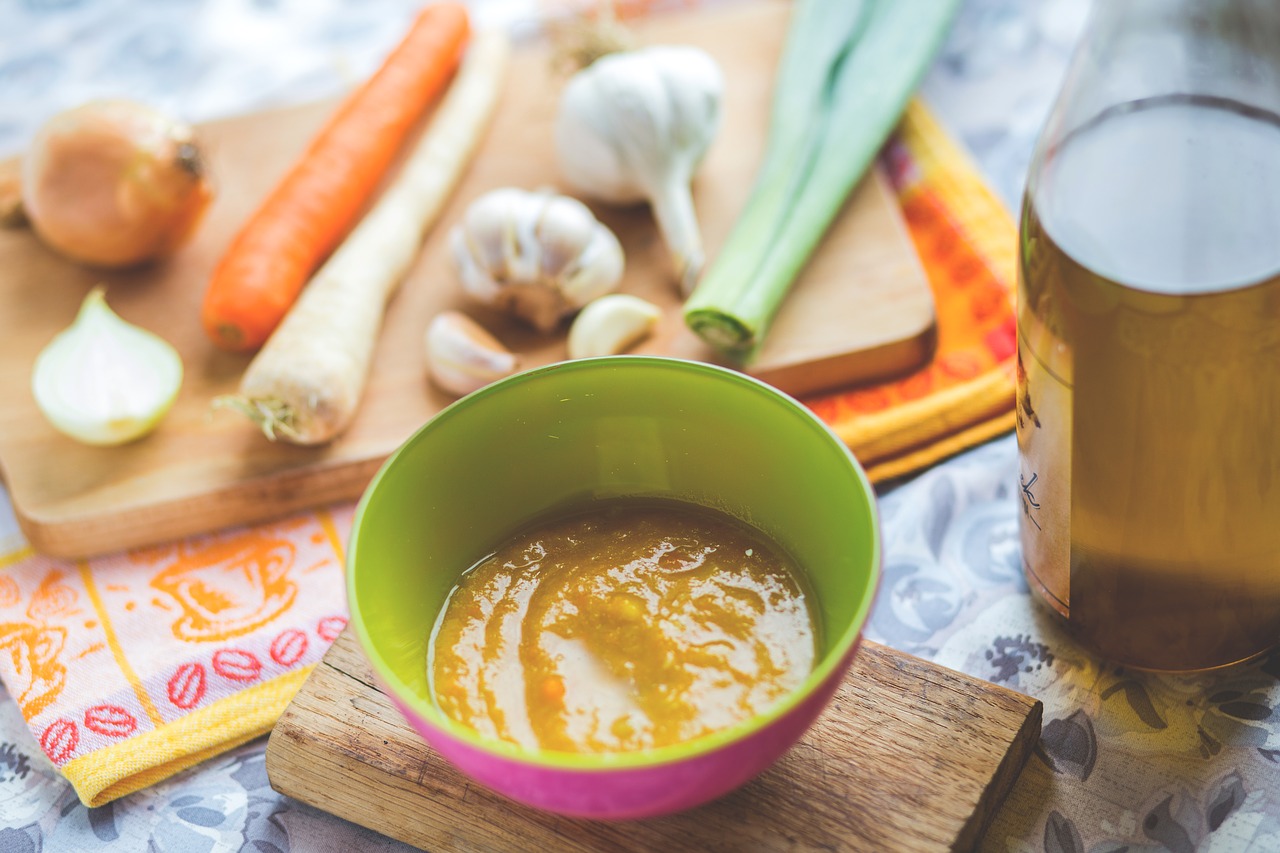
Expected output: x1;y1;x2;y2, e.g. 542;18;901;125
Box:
63;667;314;807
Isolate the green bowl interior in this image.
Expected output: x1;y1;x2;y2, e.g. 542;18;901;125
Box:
349;356;879;764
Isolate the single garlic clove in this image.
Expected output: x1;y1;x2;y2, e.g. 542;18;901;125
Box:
425;310;519;397
32;286;183;445
567;294;663;359
449;226;502;303
559;221;625;307
535;194;601;278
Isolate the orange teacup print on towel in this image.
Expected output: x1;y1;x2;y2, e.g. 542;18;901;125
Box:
0;621;67;721
0;505;352;806
146;533;299;642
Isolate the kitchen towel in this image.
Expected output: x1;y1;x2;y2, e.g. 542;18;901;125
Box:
810;100;1017;483
0;98;1016;807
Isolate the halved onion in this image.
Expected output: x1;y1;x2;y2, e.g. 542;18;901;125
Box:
32;287;183;445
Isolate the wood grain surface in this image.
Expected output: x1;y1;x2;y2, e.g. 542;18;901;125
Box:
0;0;935;559
266;628;1041;853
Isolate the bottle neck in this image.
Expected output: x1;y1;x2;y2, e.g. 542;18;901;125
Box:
1083;0;1280;77
1041;0;1280;149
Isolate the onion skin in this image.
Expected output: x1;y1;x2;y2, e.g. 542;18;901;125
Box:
0;158;23;227
21;99;214;268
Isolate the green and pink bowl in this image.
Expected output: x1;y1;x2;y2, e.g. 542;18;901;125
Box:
346;356;880;820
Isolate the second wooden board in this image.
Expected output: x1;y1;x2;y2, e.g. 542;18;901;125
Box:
266;628;1041;853
0;1;935;559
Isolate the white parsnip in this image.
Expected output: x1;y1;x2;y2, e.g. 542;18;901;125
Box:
218;30;511;444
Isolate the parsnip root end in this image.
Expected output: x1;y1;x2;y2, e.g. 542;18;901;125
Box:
212;394;300;443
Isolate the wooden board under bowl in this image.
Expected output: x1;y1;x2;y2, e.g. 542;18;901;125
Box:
0;1;936;559
266;628;1041;853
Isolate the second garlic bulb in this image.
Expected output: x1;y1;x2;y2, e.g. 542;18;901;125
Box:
449;187;624;333
555;46;723;296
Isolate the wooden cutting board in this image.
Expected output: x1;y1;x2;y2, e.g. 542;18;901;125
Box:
0;1;936;559
266;628;1041;853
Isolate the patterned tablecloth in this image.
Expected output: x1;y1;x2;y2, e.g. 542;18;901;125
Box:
2;1;1279;851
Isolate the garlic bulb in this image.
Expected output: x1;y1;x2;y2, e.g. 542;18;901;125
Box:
425;310;519;397
450;187;624;333
32;287;183;445
555;45;723;296
567;294;662;358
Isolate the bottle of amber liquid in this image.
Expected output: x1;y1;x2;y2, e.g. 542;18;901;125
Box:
1017;0;1280;671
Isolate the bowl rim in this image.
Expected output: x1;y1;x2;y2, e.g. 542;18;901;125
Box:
347;355;882;771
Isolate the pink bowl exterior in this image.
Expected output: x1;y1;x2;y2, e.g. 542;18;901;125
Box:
385;635;863;821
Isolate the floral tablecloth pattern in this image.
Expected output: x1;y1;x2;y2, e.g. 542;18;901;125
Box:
2;1;1278;852
874;438;1280;853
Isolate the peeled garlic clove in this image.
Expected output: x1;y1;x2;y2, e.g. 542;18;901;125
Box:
425;310;519;397
32;286;183;445
567;294;662;359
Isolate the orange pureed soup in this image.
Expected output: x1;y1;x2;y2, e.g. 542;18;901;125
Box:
428;499;818;753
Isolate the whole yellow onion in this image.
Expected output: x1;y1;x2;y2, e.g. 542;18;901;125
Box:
21;99;214;268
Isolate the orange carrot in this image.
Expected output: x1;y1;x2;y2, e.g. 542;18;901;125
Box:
201;2;471;351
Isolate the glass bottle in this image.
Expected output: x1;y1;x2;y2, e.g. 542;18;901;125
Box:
1016;0;1280;671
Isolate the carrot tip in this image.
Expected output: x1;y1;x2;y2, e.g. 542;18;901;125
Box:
212;322;247;351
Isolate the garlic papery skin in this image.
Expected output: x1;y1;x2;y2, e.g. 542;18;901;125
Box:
450;187;624;333
567;293;662;358
425;310;519;397
555;45;723;297
31;286;183;445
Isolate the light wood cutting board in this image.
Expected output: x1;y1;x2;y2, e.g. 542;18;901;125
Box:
266;628;1041;852
0;1;935;559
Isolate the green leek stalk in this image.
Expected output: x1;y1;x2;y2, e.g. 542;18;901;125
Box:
683;0;961;354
